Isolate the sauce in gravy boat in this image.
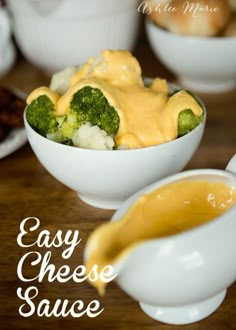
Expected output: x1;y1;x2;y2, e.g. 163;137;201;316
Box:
84;154;236;325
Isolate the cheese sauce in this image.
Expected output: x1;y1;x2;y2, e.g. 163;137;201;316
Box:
26;50;203;148
26;86;60;105
85;180;236;294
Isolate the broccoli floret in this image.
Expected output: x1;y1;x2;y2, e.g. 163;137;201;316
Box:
59;111;82;139
170;89;204;136
178;109;204;136
70;86;120;135
46;129;73;145
26;95;58;137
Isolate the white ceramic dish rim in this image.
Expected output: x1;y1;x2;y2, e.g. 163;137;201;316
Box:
0;88;27;159
0;127;27;159
146;17;236;42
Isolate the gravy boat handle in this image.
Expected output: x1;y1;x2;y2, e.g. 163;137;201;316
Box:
226;154;236;175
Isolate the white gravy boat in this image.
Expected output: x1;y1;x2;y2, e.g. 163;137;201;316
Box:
85;154;236;325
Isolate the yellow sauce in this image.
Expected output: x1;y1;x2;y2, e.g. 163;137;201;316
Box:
70;50;144;88
26;50;203;149
26;86;60;105
85;180;236;294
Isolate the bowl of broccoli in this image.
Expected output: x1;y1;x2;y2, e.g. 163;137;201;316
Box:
24;50;206;210
24;87;206;210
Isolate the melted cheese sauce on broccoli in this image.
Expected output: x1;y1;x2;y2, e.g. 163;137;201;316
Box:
26;50;203;149
27;87;60;106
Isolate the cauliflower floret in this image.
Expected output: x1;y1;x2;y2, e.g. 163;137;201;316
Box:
72;123;115;150
50;66;79;95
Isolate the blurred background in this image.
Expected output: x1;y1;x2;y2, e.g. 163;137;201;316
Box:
1;0;141;74
1;0;235;92
0;0;236;95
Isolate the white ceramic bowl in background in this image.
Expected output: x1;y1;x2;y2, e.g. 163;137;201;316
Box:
23;94;206;210
7;0;140;74
0;7;15;76
145;18;236;93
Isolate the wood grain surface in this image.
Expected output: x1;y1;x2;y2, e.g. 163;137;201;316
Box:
0;31;236;330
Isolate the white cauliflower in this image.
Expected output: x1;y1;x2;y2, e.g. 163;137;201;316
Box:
49;66;79;95
72;124;115;150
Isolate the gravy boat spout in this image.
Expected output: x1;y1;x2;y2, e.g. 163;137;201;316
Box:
84;154;236;325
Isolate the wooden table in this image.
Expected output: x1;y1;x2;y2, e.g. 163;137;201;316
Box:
0;34;236;330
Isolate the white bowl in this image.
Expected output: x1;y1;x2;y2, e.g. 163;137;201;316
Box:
7;0;140;74
23;94;206;210
145;18;236;93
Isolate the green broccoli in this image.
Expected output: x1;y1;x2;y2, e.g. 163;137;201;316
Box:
27;86;203;146
59;111;82;140
170;90;204;137
178;109;204;136
70;86;120;135
55;86;120;142
26;87;120;146
26;95;58;137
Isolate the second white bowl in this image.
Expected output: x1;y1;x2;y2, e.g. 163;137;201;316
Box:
146;18;236;93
